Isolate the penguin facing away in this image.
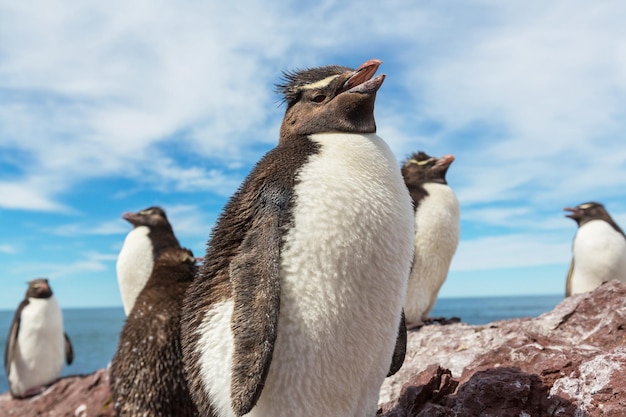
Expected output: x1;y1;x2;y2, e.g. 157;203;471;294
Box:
181;59;414;417
116;206;180;316
564;201;626;296
4;278;73;398
401;151;460;327
110;247;199;417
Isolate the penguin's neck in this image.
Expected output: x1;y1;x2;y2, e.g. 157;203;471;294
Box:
307;133;391;173
149;227;180;257
576;221;626;255
419;183;459;216
122;226;153;256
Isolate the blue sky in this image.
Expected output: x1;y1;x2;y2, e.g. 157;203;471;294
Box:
1;1;625;310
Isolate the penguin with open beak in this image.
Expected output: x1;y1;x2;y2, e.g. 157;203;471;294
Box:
564;201;626;296
181;59;414;417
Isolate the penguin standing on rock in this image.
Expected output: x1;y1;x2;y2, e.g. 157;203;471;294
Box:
564;202;626;296
116;206;180;316
110;247;199;417
181;59;414;417
4;278;73;398
401;151;460;327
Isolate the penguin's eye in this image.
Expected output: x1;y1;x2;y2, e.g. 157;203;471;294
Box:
312;94;326;103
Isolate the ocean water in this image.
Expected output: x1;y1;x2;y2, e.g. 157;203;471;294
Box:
430;294;564;325
0;294;563;394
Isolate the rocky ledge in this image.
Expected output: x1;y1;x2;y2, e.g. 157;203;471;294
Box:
2;281;624;417
379;280;626;417
0;368;114;417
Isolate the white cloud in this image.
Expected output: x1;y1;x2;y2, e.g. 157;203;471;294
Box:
0;0;293;211
0;181;69;212
2;0;624;215
403;2;626;210
142;157;243;196
166;204;216;240
451;233;572;272
0;244;18;254
5;251;115;279
48;220;129;237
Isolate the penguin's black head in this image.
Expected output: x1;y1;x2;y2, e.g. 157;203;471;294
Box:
564;202;612;227
122;206;170;229
276;59;385;141
26;278;53;299
565;202;626;236
401;151;455;186
563;201;611;226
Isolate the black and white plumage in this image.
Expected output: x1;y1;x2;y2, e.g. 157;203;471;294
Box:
401;151;460;326
4;278;73;398
564;202;626;296
181;59;414;417
116;206;180;316
110;247;199;417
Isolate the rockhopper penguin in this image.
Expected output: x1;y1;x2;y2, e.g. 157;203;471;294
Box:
4;278;73;398
116;206;180;316
564;201;626;296
401;151;460;327
110;247;199;417
181;59;414;417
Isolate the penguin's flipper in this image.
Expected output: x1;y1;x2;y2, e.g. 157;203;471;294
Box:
4;300;27;376
229;202;282;416
4;317;19;377
64;332;74;365
565;259;575;297
387;311;407;377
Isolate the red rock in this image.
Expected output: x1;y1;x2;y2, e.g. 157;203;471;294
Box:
380;280;626;417
0;368;115;417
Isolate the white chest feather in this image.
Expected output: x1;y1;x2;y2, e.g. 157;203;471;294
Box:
116;226;154;315
9;297;66;397
570;220;626;294
196;133;415;417
405;183;460;323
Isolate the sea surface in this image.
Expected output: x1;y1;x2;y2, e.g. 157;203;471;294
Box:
0;294;563;394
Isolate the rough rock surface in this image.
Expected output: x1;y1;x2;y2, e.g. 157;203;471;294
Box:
2;281;625;417
380;280;626;417
0;368;114;417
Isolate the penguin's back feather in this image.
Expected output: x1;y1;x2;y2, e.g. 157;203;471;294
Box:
405;182;460;323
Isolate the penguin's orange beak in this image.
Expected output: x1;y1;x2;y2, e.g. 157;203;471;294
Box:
122;211;142;226
434;154;455;169
340;59;385;94
564;207;580;219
